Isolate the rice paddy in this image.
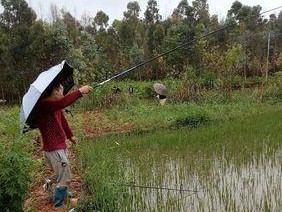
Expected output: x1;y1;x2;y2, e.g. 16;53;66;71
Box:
78;108;282;211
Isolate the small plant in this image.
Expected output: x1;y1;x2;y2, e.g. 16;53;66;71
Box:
169;105;211;129
173;113;210;129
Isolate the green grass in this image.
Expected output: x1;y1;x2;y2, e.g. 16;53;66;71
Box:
72;97;281;138
78;108;282;211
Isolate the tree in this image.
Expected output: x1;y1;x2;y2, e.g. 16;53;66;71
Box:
144;0;161;24
142;0;165;79
93;10;109;31
123;1;140;21
226;1;268;77
0;0;36;28
203;44;243;99
115;1;143;72
192;0;210;26
62;10;80;44
0;0;37;100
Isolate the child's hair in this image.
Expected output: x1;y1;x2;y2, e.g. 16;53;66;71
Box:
43;82;63;97
53;82;62;90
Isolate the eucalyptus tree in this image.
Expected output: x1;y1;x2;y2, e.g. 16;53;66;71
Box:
92;11;115;80
126;1;143;46
276;11;282;71
190;0;211;72
0;0;37;100
122;1;145;79
192;0;210;26
143;0;165;79
144;0;162;53
163;0;198;76
0;0;36;28
93;10;109;31
62;10;81;45
117;1;143;71
227;1;267;77
0;25;9;97
208;14;222;46
165;0;216;97
69;32;102;84
268;12;282;73
80;13;96;35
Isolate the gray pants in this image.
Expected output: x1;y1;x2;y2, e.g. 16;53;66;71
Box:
44;149;71;187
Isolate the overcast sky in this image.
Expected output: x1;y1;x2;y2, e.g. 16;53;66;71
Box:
0;0;281;23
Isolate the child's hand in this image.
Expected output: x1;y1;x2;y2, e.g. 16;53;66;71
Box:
79;85;92;95
70;136;79;145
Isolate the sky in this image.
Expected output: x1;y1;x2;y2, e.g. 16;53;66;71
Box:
0;0;281;24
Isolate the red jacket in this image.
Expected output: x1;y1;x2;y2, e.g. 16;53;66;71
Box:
36;90;83;151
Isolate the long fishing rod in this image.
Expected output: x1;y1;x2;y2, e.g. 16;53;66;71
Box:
94;6;282;88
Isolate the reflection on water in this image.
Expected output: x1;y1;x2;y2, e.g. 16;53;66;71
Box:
121;145;282;211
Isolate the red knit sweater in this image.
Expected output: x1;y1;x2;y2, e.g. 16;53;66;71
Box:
35;90;83;151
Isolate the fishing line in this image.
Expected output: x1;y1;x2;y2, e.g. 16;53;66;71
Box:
94;6;282;88
117;183;200;193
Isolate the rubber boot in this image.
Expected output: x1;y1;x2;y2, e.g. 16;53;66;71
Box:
53;186;68;207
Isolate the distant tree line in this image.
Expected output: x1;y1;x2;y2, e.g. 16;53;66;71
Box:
0;0;281;102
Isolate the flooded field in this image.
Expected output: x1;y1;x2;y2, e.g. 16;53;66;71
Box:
118;142;281;211
80;110;282;211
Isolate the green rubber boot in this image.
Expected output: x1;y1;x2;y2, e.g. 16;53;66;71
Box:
53;186;68;207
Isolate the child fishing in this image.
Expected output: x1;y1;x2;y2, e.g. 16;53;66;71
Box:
35;83;92;207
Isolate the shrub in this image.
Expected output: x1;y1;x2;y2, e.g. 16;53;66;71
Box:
264;72;282;103
172;109;210;129
0;107;33;212
0;140;33;212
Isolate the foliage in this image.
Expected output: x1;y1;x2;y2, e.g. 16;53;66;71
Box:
0;0;281;103
0;140;32;211
0;107;33;212
173;110;210;129
264;71;282;102
203;44;244;99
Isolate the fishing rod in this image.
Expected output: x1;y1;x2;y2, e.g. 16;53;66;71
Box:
94;6;281;88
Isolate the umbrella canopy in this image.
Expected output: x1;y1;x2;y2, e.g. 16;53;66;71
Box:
153;83;167;96
20;60;74;132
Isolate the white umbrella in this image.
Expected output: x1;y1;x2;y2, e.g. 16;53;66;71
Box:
20;60;74;132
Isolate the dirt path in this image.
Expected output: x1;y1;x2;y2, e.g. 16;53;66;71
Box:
24;141;82;212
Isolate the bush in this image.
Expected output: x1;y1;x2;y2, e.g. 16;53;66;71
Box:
172;109;210;129
264;72;282;103
0;107;33;212
0;141;33;212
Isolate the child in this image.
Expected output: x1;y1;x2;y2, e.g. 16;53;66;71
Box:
153;83;167;106
35;83;92;207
